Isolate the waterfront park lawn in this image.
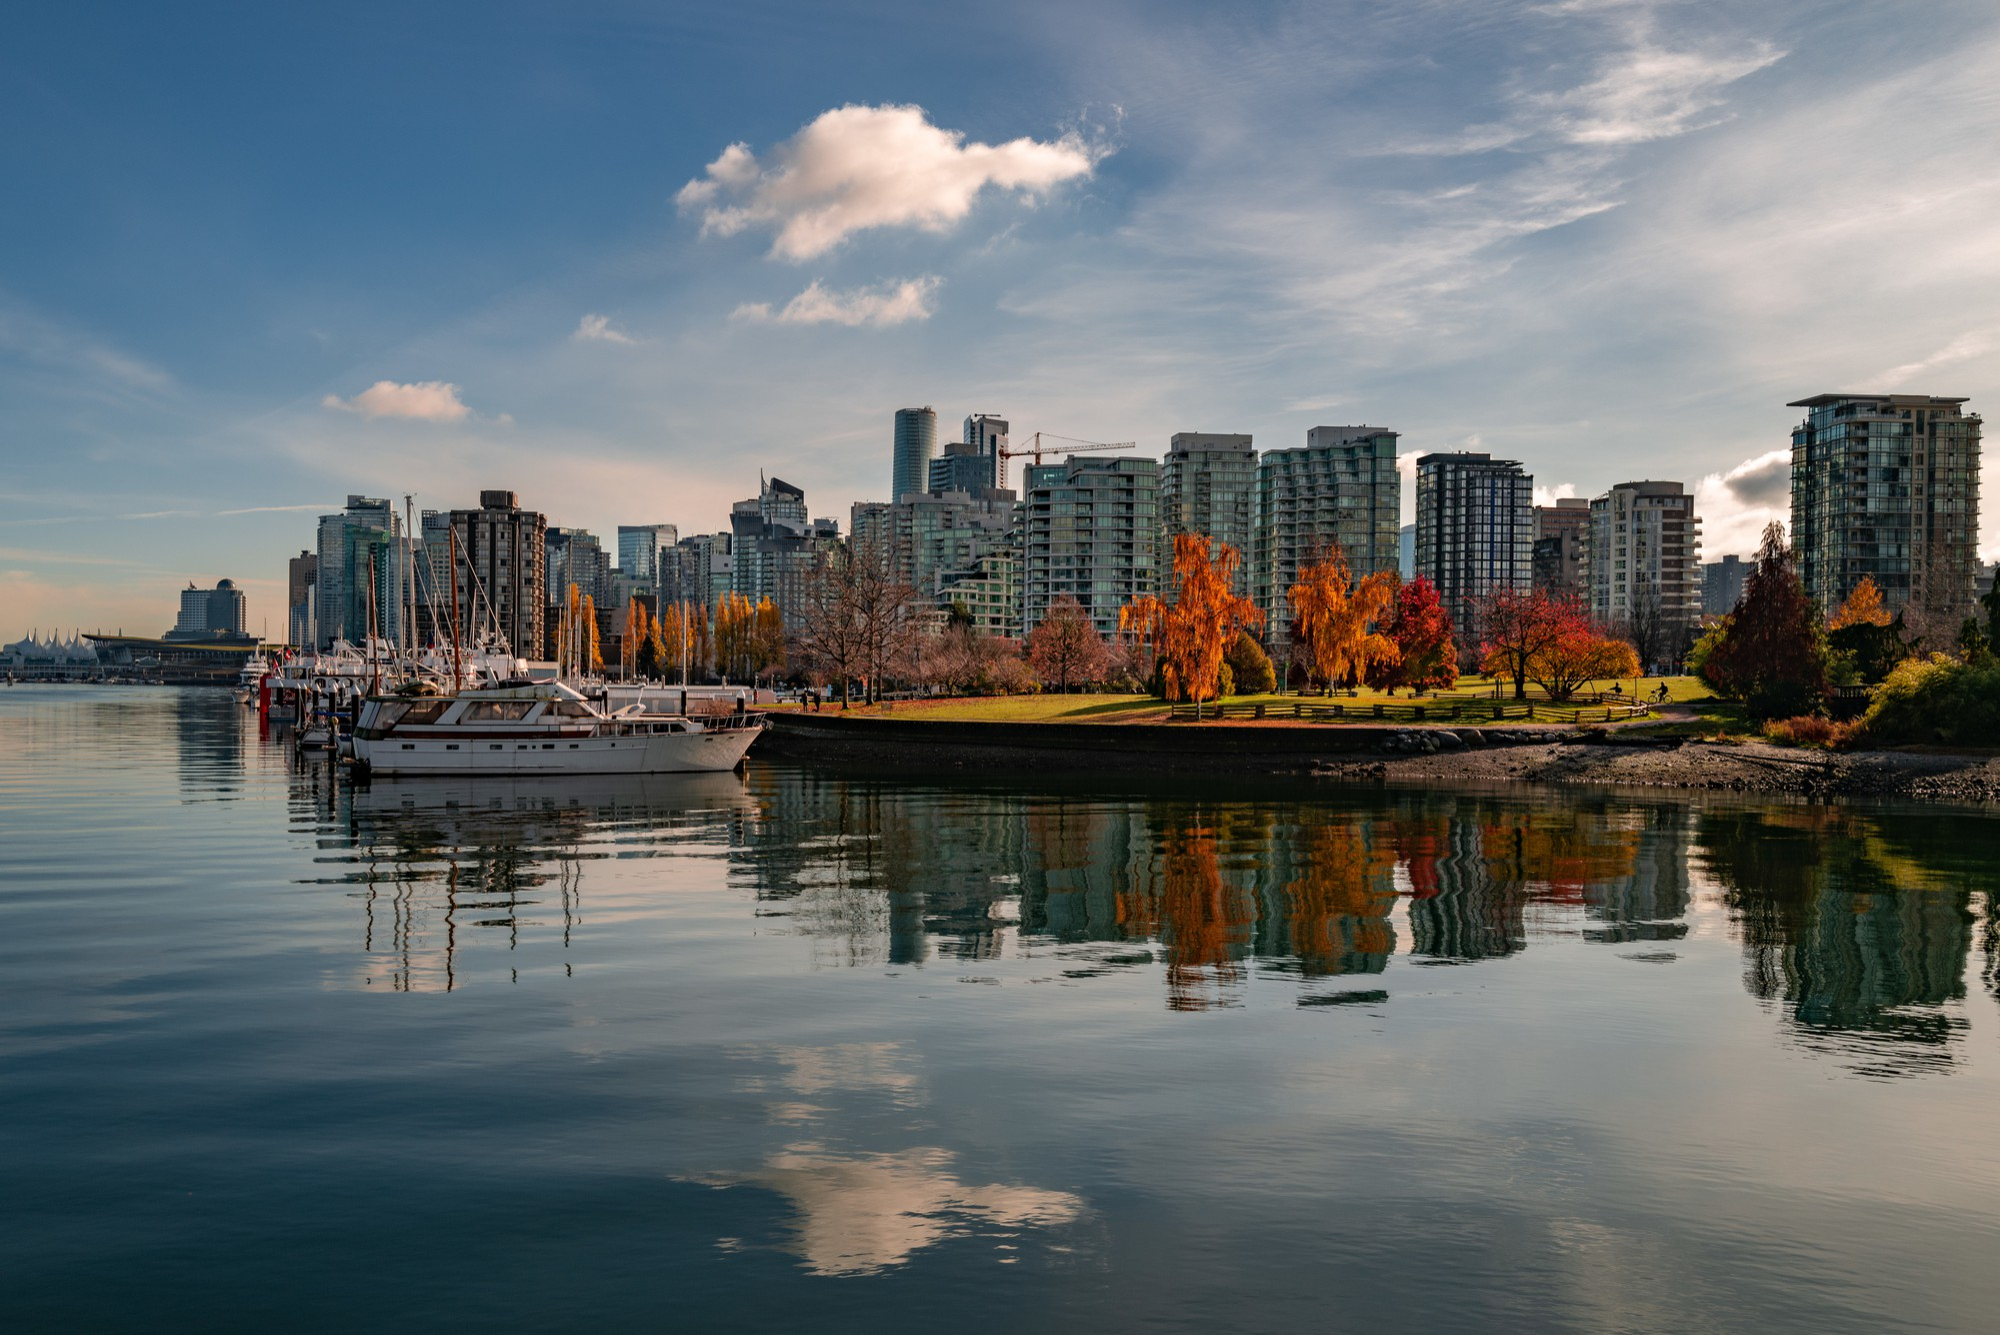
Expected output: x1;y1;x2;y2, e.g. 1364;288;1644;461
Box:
812;675;1716;726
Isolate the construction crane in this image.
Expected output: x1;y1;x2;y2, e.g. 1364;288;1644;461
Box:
997;431;1139;486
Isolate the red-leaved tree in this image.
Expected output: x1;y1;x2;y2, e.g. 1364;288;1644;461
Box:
1478;588;1580;700
1370;577;1458;694
1702;522;1828;717
1527;623;1641;701
1027;595;1111;692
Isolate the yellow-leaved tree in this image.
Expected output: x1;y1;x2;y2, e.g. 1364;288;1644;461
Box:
712;592;752;681
580;593;602;673
752;596;785;683
624;596;649;677
1120;535;1262;715
1287;548;1399;693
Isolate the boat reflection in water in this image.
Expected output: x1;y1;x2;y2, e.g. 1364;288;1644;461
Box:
332;770;759;990
312;763;1999;1079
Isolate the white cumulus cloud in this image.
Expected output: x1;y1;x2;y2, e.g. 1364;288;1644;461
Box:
678;104;1102;261
572;313;637;345
322;380;473;423
733;276;942;328
1533;483;1579;508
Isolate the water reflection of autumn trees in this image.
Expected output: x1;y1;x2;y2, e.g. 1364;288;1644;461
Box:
720;771;1999;1064
1699;807;1988;1077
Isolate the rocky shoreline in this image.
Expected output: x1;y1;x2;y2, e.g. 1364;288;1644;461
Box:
1309;733;2000;804
764;713;2000;804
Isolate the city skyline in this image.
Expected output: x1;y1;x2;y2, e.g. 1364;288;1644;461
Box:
5;1;1998;634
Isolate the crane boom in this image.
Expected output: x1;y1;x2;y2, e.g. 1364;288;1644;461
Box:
997;430;1140;485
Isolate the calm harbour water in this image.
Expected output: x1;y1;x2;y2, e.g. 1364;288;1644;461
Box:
4;687;2000;1332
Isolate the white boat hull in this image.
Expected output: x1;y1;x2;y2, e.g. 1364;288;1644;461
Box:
353;725;760;775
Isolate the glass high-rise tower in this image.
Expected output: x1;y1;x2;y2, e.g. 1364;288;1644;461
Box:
1162;433;1256;597
1789;393;1982;617
891;407;939;503
1255;426;1401;648
1414;452;1533;650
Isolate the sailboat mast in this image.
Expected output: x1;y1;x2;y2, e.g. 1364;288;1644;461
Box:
366;547;380;694
403;494;415;661
448;525;465;691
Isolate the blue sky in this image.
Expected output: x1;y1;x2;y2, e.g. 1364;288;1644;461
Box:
4;0;1996;635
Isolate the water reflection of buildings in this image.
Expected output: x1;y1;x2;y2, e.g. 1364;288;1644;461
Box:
740;776;1714;1011
328;773;758;990
1403;814;1523;964
1700;808;1980;1078
716;768;1997;1054
175;688;249;797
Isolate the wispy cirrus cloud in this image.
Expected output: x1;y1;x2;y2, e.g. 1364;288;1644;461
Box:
321;379;473;423
733;276;942;328
0;296;173;394
678;104;1103;261
1875;330;1995;389
0;503;336;527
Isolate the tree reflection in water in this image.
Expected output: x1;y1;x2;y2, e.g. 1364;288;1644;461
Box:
1118;817;1255;1011
1699;806;1985;1078
312;764;2000;1076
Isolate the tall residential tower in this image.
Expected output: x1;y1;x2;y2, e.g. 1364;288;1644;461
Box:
1161;433;1257;595
891;407;939;503
1022;454;1161;638
1789;393;1982;618
1584;480;1702;671
1414;452;1533;649
1255;427;1401;647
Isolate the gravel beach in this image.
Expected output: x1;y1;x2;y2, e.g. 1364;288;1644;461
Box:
1309;735;2000;804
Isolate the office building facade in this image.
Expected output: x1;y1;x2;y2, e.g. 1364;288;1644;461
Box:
855;488;1020;631
1414;452;1533;647
546;527;612;606
286;552;317;648
1255;427;1401;647
731;477;837;627
929;413;1008;496
1703;555;1748;617
659;532;731;610
1532;498;1590;595
1789;393;1983;616
167;579;248;641
313;495;404;650
616;524;678;588
1022;454;1161;638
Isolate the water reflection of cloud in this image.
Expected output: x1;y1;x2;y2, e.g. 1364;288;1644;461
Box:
722;1144;1085;1277
704;1042;1086;1276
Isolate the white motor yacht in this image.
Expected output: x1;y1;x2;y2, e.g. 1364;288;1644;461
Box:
350;680;763;776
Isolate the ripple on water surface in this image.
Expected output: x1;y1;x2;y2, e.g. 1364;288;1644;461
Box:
3;685;1999;1332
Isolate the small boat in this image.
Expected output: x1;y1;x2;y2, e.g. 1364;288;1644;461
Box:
349;680;764;776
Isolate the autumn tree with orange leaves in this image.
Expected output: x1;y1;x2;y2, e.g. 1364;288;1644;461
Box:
1830;576;1891;630
1287;547;1399;694
1120;534;1262;715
